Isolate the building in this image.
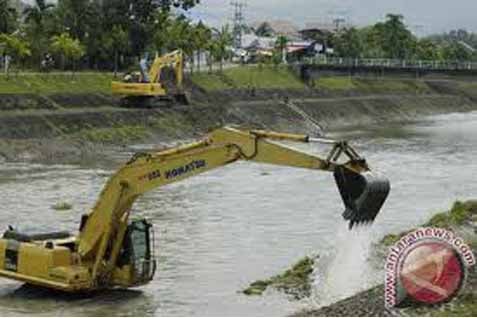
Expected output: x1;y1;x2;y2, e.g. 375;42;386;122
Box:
250;20;301;40
299;23;336;41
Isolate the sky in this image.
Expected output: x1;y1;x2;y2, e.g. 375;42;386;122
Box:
183;0;477;36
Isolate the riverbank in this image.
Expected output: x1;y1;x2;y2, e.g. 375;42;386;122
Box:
1;69;477;162
295;201;477;317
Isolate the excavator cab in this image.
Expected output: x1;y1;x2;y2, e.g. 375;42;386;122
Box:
117;219;156;286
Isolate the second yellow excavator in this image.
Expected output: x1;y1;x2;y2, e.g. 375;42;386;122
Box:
111;50;188;108
0;127;389;292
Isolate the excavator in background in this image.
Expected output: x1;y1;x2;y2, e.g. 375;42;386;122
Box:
111;50;188;108
0;127;390;292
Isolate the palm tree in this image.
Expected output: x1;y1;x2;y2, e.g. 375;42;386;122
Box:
0;34;31;76
275;35;288;64
162;18;196;73
193;21;212;73
56;0;95;41
212;25;233;72
103;25;128;77
23;0;55;66
50;33;85;72
0;0;18;34
23;0;54;28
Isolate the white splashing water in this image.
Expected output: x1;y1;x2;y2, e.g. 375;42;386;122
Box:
310;223;378;307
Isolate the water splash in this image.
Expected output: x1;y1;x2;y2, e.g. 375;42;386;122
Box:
312;223;377;307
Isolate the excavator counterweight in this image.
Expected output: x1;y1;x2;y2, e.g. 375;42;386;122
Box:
0;127;390;292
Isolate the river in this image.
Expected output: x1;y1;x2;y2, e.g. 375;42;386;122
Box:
0;111;476;316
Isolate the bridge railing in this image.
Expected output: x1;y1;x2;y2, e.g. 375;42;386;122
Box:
303;57;477;71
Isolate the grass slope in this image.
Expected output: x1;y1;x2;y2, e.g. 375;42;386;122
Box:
0;73;113;95
191;66;305;91
242;255;317;299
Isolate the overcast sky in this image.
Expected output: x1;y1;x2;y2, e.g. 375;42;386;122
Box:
184;0;477;35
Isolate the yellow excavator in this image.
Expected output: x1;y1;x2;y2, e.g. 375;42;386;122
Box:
0;127;389;292
111;50;188;108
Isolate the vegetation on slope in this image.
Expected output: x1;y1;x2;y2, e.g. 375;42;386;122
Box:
380;200;477;247
242;255;317;299
0;73;112;95
191;66;305;91
71;126;150;144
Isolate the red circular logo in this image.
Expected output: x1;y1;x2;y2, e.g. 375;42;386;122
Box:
399;241;464;304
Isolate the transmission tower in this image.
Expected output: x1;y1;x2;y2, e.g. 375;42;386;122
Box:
231;1;246;49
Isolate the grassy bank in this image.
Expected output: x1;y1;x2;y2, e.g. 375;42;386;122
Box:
0;68;440;96
0;68;306;95
242;256;317;299
297;200;477;317
191;66;434;94
191;66;306;91
313;76;431;93
0;73;113;95
379;200;477;247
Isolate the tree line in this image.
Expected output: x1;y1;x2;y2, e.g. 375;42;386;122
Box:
1;2;477;74
0;0;233;73
332;14;476;62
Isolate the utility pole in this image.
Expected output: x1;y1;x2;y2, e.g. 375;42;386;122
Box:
231;1;246;49
328;8;351;32
333;18;346;32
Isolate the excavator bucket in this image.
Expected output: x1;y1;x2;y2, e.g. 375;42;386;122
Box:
334;166;390;229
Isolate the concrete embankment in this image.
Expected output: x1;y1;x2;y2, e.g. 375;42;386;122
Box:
1;72;477;162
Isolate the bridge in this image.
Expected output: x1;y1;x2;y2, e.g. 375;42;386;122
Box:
300;57;477;78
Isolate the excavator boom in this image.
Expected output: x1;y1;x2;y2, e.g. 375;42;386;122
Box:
0;127;390;292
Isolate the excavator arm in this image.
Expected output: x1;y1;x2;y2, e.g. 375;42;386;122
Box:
148;50;184;89
78;127;390;286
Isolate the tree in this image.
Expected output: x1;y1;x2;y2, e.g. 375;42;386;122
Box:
378;14;416;59
441;42;473;61
334;27;363;58
361;25;386;58
102;25;129;76
414;39;440;60
275;35;288;64
211;25;233;72
50;33;85;73
55;0;96;40
193;21;212;72
23;0;55;28
0;0;18;34
159;16;202;74
23;0;55;66
0;34;31;75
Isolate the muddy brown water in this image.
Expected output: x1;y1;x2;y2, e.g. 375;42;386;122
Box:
0;111;476;316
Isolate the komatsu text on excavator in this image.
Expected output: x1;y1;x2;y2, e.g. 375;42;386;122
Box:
0;127;390;292
111;50;188;108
